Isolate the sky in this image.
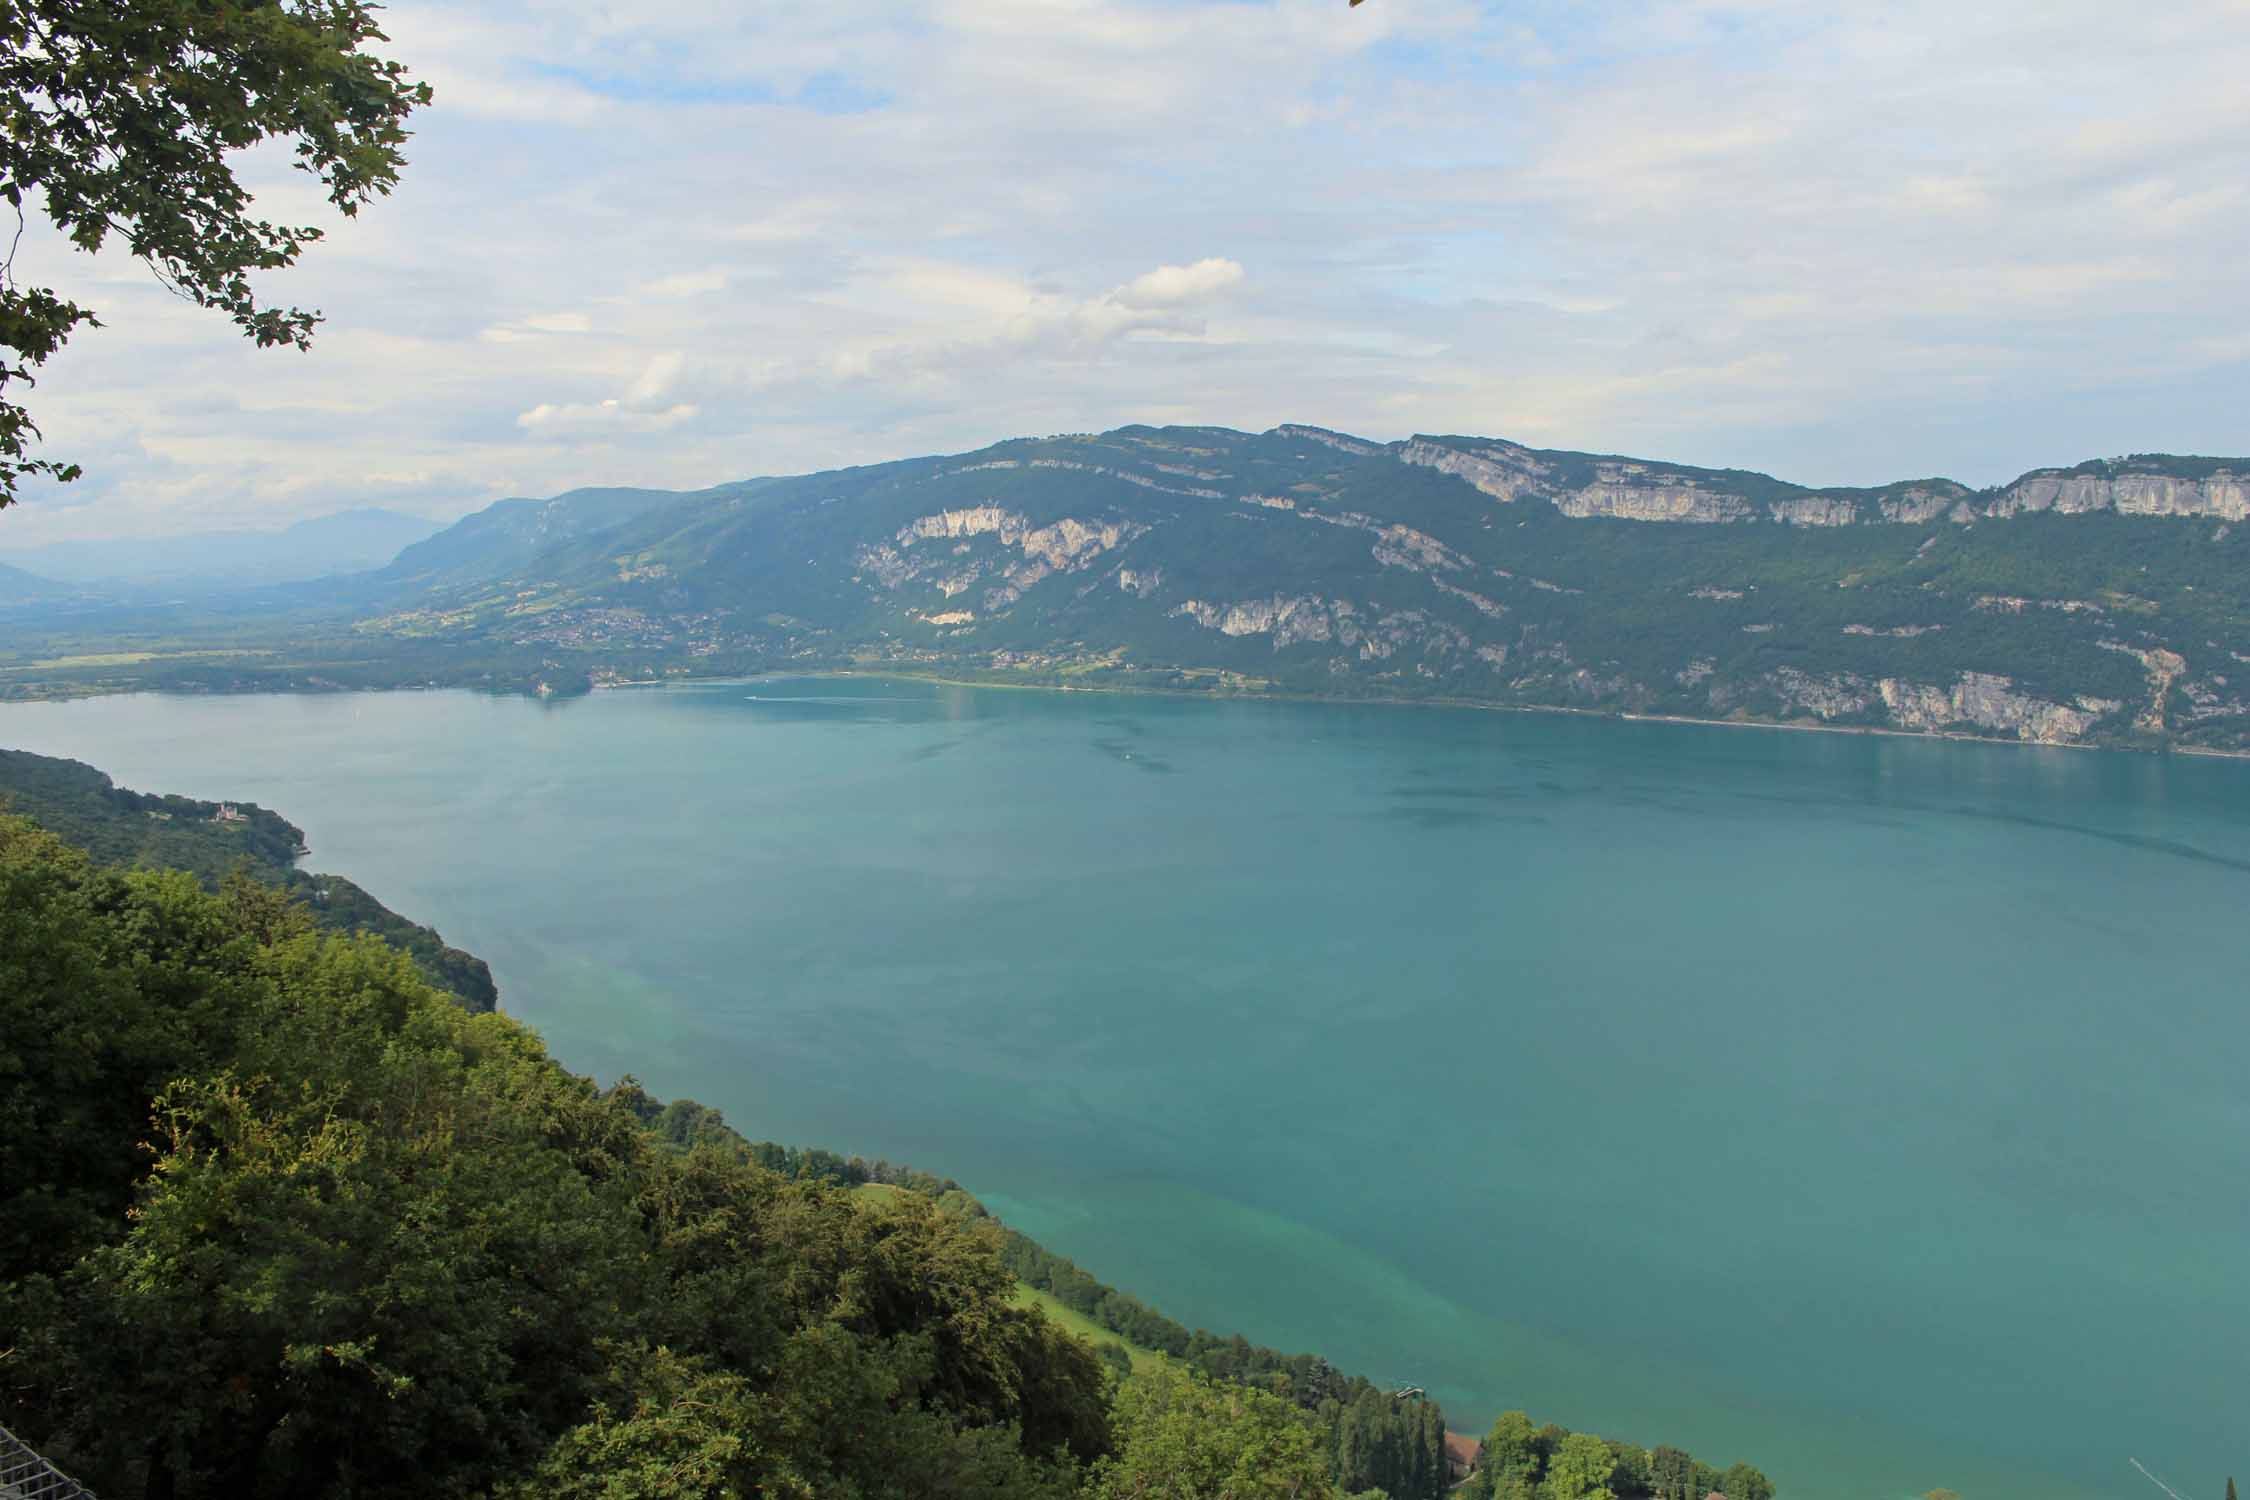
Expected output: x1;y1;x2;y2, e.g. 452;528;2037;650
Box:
5;0;2250;547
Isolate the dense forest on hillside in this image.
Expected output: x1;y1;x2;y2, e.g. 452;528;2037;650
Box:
0;748;496;1009
0;785;1779;1500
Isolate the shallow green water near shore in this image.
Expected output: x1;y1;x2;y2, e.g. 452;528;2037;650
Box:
5;678;2244;1500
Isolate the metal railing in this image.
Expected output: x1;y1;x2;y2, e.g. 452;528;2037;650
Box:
0;1420;94;1500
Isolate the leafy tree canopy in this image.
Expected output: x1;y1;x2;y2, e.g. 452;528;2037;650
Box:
0;0;430;506
1083;1367;1341;1500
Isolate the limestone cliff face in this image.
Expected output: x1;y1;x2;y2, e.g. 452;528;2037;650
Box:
1018;517;1140;570
1397;442;1770;524
858;507;1144;612
900;505;1023;544
1557;468;1759;523
1878;487;1969;524
1768;496;1860;527
1988;471;2250;521
1772;668;1874;719
1371;524;1470;572
1395;440;1552;503
2098;642;2187;732
1395;437;2250;532
1171;594;1344;648
1277;424;1383;456
1167;593;1479;665
1877;673;2120;742
1026;457;1223;499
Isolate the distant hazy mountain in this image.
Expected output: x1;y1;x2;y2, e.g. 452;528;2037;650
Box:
4;507;442;588
369;487;714;593
0;560;76;607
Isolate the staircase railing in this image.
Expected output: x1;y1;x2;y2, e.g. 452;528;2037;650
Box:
0;1420;94;1500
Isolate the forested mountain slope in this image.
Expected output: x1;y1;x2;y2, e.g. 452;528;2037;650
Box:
0;748;496;1009
339;425;2250;750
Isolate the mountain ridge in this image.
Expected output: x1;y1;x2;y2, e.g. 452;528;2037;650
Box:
7;423;2248;753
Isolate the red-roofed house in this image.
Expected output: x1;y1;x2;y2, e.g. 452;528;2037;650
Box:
1444;1431;1483;1483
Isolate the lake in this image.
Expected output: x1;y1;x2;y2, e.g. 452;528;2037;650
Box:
3;677;2243;1500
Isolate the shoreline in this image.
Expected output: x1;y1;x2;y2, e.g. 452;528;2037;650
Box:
767;666;2250;764
11;656;2248;764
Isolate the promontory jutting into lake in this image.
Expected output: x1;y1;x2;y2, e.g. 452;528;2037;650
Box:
3;678;2244;1500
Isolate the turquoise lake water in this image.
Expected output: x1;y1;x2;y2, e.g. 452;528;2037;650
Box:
3;678;2243;1500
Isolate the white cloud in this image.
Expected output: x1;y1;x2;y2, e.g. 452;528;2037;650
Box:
7;0;2250;548
517;400;700;436
1117;258;1246;307
640;270;729;298
625;352;686;403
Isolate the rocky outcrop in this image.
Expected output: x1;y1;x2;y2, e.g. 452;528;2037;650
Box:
1275;424;1383;456
1555;464;1758;524
1877;673;2117;742
2098;641;2187;732
2179;673;2250;724
1879;487;1968;524
1018;517;1141;571
1772;669;1873;719
1430;577;1507;617
1398;437;2250;531
1356;608;1469;663
900;505;1023;544
864;508;1146;608
1396;440;1551;503
1168;594;1478;665
1769;496;1860;527
1028;457;1223;499
1988;471;2250;521
1171;595;1346;648
1371;524;1469;573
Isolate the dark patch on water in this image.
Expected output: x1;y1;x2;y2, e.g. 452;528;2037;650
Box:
1731;784;2250;872
1949;804;2250;875
1379;806;1551;831
1384;806;1486;830
1092;736;1176;773
2058;911;2159;957
906;738;963;762
1391;784;1530;802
